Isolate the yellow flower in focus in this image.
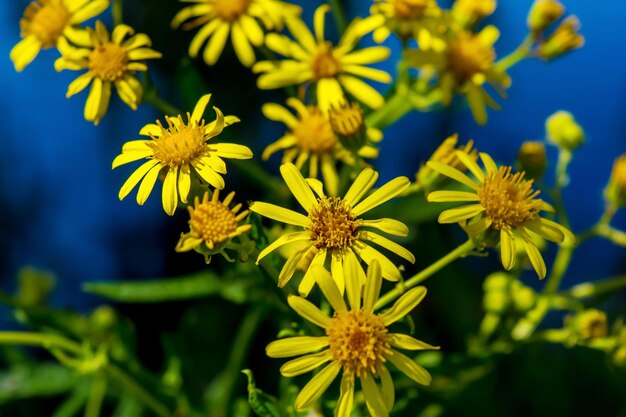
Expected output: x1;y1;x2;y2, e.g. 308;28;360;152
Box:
249;163;414;295
427;151;574;279
171;0;300;67
262;99;381;196
253;5;392;112
176;189;251;263
368;0;443;46
407;25;510;125
54;21;161;125
266;259;437;417
10;0;109;72
451;0;497;28
112;94;253;216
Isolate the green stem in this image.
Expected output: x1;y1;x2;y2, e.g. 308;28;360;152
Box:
105;364;172;417
84;374;107;417
375;240;476;310
551;149;572;228
230;160;288;200
366;91;414;130
564;274;626;299
496;35;533;72
112;0;123;27
143;89;183;116
0;331;83;355
328;0;347;34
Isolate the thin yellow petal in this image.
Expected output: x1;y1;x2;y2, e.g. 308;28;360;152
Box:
210;143;253;159
364;259;382;313
231;22;255;67
295;362;341;411
118;160;160;201
376;363;394;412
136;165;161;205
288;295;331;328
312;265;347;312
335;374;355;417
249;201;309;227
352;176;410;216
338;75;384;109
500;228;516;270
360;372;388;417
455;151;485;181
257;232;311;263
427;190;480;203
203;23;229;65
280;350;332;377
353;243;401;282
360;231;415;264
386;333;439;350
361;219;409;237
266;336;329;358
426;161;480;191
385;350;432;385
382;286;427;326
521;232;547;279
344;168;378;206
162;166;179;216
438;204;485;223
280;163;318;213
343;253;361;311
177;164;191;203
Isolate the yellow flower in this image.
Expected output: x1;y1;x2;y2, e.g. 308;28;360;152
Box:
249;163;414;295
527;0;565;33
253;5;392;112
10;0;109;72
266;259;437;417
605;154;626;208
112;94;253;216
451;0;497;28
427;151;575;279
537;16;584;60
171;0;300;67
368;0;443;45
54;21;161;124
176;189;251;263
407;25;510;125
517;141;547;181
262;98;381;196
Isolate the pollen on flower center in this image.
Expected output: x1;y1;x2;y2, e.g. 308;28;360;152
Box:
148;116;207;167
213;0;250;21
448;34;495;82
190;200;238;244
312;43;341;80
478;166;543;229
89;43;129;81
292;111;337;154
393;0;429;19
308;197;359;250
25;1;70;47
327;310;390;376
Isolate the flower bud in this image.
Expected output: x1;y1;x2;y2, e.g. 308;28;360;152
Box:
517;141;547;181
545;110;584;151
527;0;564;33
604;154;626;208
572;309;608;341
537;16;584;60
452;0;497;27
329;102;367;153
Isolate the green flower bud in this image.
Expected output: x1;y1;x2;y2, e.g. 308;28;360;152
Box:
545;110;585;151
604;154;626;208
517;141;547;181
527;0;564;33
573;309;608;341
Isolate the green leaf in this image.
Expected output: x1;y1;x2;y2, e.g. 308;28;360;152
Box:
83;271;261;304
0;363;78;404
242;370;285;417
52;386;88;417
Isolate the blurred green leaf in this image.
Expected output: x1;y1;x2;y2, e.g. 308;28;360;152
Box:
0;363;77;404
242;370;285;417
52;386;88;417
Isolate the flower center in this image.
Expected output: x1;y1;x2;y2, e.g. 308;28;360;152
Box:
89;42;128;81
147;116;207;167
393;0;429;19
478;166;543;230
24;1;70;47
212;0;250;21
312;43;341;80
292;110;337;154
308;197;359;250
448;34;495;82
327;310;390;376
190;200;238;244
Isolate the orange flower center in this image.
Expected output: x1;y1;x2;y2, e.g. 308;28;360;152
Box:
327;310;390;376
147;116;207;167
308;197;359;250
292;110;337;154
312;43;341;80
478;166;543;229
213;0;250;21
23;1;70;47
393;0;430;19
448;34;495;82
190;200;238;244
89;42;128;81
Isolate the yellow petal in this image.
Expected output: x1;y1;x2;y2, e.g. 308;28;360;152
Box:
344;168;378;206
521;232;547;279
342;46;390;65
266;336;329;358
191;94;212;122
376;363;394;412
343;253;361;311
386;333;439;350
280;350;332;377
249;201;309;227
500;228;516;270
353;243;401;282
66;72;94;98
136;164;161;205
188;19;221;57
352;176;410;216
118;160;160;201
479;152;498;174
336;374;355;417
317;77;345;114
69;0;109;24
262;103;298;128
203;22;229;65
338;75;384;109
455;151;485;181
313;4;330;43
231;22;255;67
427;190;480;203
382;286;427;326
177;164;191;203
364;259;382;313
256;231;311;263
438;204;485;223
313;265;347;312
385;350;431;385
359;231;415;264
360;372;388;417
162;166;179;216
193;161;225;189
210;143;253;159
280;163;318;213
10;35;42;72
360;219;409;237
426;161;480;191
294;362;341;411
288;295;331;328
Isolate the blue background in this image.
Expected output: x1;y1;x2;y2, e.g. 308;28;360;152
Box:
1;0;625;313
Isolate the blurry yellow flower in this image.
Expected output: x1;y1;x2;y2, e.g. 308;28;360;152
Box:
545;110;585;151
112;94;252;216
537;16;584;60
176;189;251;263
262;98;381;196
407;26;510;125
451;0;497;28
416;133;477;191
266;259;436;417
253;5;392;112
427;151;574;279
527;0;564;33
517;141;547;181
54;21;161;124
10;0;109;72
368;0;443;45
249;163;414;295
171;0;300;67
605;154;626;208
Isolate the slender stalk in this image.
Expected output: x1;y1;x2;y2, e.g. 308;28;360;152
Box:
84;374;108;417
105;364;172;417
564;275;626;299
496;35;533;72
0;332;83;355
112;0;123;27
328;0;347;34
375;240;476;310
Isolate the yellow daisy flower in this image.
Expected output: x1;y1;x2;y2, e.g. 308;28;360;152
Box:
176;189;251;263
249;163;414;295
261;98;381;196
10;0;109;72
407;25;510;125
112;94;253;216
426;151;575;279
368;0;443;46
266;258;437;417
171;0;301;67
253;5;392;112
54;21;162;125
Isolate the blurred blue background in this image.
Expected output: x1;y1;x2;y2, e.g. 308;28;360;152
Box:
1;0;625;315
